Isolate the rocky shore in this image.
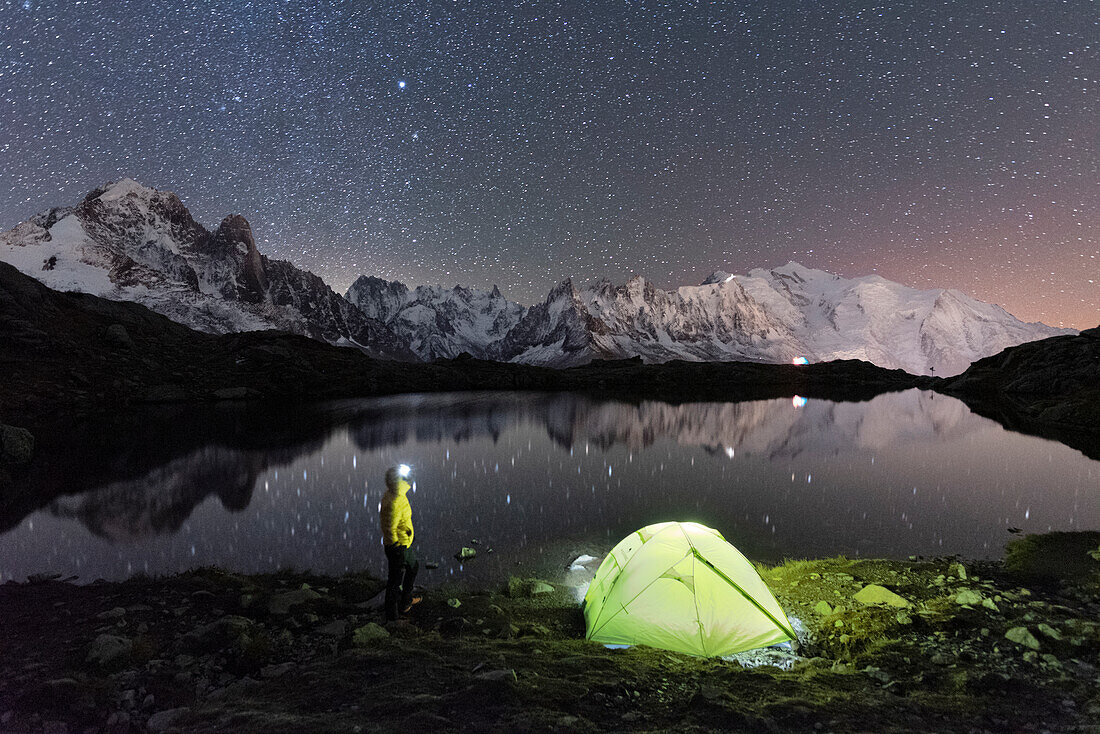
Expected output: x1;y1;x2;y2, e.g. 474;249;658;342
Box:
1;532;1098;733
0;259;931;424
940;326;1100;460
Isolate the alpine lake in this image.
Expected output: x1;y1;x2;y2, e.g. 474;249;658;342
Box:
2;389;1097;586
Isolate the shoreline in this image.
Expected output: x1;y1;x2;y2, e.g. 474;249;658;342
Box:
2;533;1098;733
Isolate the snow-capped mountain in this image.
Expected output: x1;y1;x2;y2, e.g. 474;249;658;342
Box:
0;179;414;360
2;179;1070;374
352;263;1072;375
732;263;1073;376
487;274;801;367
346;276;526;360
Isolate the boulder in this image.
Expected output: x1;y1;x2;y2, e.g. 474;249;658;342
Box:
182;615;253;651
1005;626;1042;650
954;589;983;606
86;634;132;668
852;584;910;608
102;323;134;349
0;424;34;466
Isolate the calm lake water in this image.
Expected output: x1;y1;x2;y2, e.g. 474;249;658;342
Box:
1;390;1097;585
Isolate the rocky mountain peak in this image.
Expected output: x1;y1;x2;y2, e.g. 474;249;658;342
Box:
701;270;734;285
1;178;417;361
209;215;266;302
212;214;255;251
547;277;577;301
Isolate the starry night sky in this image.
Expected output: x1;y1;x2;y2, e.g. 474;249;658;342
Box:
1;1;1096;327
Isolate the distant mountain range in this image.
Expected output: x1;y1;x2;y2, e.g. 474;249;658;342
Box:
2;179;1074;375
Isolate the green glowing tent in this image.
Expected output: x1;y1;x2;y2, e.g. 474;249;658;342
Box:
583;521;795;657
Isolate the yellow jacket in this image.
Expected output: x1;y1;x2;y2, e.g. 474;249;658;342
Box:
380;479;414;546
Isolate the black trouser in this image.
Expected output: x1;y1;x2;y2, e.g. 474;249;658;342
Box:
384;543;419;621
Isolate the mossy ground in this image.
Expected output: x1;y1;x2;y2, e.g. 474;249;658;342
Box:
1;535;1099;732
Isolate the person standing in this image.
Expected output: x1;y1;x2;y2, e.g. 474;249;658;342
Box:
380;465;421;621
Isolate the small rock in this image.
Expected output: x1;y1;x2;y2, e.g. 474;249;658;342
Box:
813;601;833;616
930;652;953;666
895;611;913;625
447;598;462;608
864;666;891;683
853;584;910;608
142;694;155;710
316;620;348;637
475;668;517;682
86;634;132;667
949;562;967;580
440;617;467;636
1022;650;1039;664
1037;623;1063;641
1041;654;1061;667
954;589;983;606
267;588;322;615
260;662;296;679
425;561;440;570
455;547;477;561
351;623;390;646
0;424;34;466
981;597;1000;612
506;577;554;598
213;387;256;400
96;607;127;620
146;707;190;732
1005;626;1042;651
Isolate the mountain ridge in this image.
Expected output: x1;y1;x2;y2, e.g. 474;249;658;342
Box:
0;179;415;360
2;179;1075;375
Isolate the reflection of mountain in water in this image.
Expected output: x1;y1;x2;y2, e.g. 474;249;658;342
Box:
29;390;978;543
47;444;312;543
350;390;977;460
